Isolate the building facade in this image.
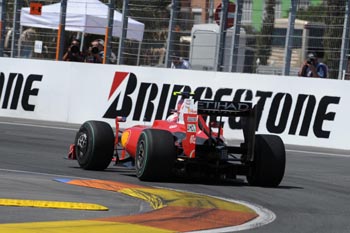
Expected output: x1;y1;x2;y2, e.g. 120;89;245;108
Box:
187;0;324;30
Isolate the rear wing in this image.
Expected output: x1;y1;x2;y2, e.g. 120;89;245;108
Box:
197;100;257;162
197;100;252;117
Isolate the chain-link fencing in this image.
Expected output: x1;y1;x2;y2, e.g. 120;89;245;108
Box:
0;0;349;79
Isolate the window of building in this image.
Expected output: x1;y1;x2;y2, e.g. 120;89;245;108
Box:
192;7;202;24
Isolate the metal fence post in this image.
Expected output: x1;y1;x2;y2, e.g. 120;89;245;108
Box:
56;0;67;60
338;0;350;80
11;0;22;58
0;0;6;57
165;0;178;68
117;0;128;65
216;0;229;71
229;0;242;73
282;0;296;76
209;0;214;23
105;0;115;64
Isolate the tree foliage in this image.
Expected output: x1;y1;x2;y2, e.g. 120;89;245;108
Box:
255;0;276;66
323;0;345;79
296;5;327;23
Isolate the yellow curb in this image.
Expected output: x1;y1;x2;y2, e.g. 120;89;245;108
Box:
120;188;255;213
0;198;108;211
120;188;165;210
0;220;174;233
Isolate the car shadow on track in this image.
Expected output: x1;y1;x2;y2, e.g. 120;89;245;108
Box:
70;166;303;190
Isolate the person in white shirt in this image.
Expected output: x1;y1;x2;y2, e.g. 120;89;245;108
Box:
171;53;191;69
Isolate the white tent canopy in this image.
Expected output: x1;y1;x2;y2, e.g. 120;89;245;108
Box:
20;0;144;42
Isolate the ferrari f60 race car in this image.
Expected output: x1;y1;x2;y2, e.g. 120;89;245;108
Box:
69;92;286;187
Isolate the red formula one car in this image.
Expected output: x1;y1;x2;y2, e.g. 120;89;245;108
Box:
69;92;286;187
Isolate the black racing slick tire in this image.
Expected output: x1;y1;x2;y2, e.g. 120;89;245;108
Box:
247;134;286;187
74;121;114;170
135;129;176;181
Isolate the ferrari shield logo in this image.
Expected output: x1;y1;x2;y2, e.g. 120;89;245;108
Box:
187;124;196;133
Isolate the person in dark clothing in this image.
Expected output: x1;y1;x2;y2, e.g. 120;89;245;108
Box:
63;39;84;62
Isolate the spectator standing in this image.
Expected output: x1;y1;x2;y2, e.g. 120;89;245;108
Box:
85;39;117;64
63;38;84;62
171;53;191;69
20;28;36;58
85;39;104;63
298;53;328;78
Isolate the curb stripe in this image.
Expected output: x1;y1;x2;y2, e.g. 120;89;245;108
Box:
60;179;259;232
0;179;270;232
0;220;174;233
96;206;256;232
121;188;165;209
0;198;108;211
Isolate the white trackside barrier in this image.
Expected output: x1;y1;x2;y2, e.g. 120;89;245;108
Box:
0;57;349;150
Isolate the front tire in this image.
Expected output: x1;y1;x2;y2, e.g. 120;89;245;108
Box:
74;121;114;170
247;134;286;187
136;129;176;181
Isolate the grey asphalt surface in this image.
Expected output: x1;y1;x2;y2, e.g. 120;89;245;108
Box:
0;117;349;232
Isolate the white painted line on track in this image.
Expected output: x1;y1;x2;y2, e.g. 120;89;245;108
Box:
187;199;275;233
286;149;350;158
0;121;78;131
3;120;349;159
156;186;276;233
1;120;349;158
0;168;92;181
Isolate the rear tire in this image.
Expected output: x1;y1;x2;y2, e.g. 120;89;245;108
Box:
136;129;176;181
247;134;286;187
74;121;114;170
